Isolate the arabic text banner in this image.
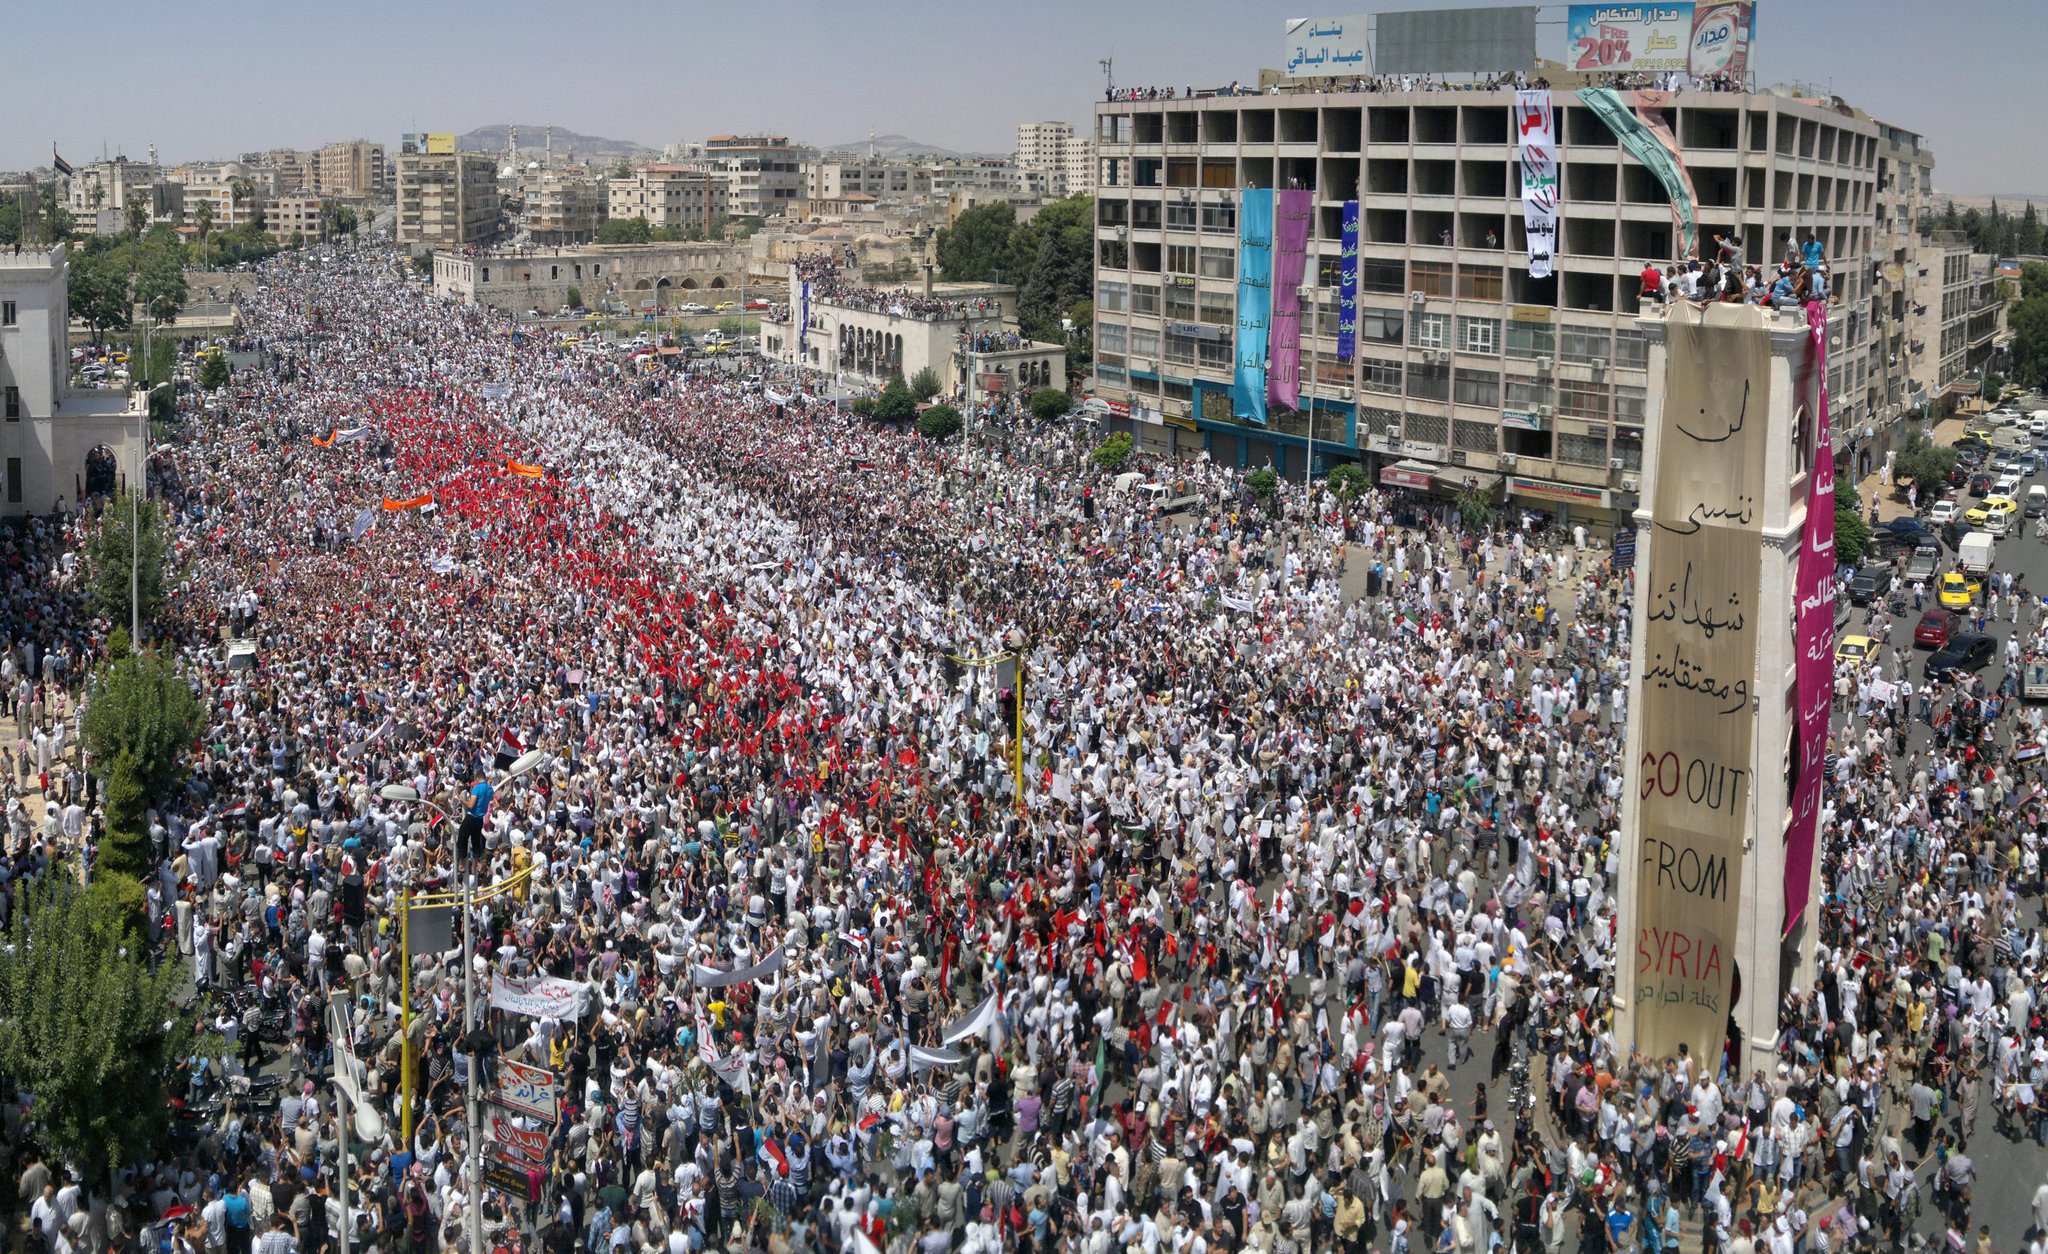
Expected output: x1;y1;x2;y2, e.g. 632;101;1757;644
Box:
1515;91;1559;281
1579;87;1698;258
1565;4;1694;73
1282;14;1371;77
1268;190;1314;410
1232;190;1275;426
1785;302;1834;937
1337;201;1360;361
1629;301;1767;1062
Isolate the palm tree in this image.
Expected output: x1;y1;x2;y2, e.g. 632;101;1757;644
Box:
194;200;214;271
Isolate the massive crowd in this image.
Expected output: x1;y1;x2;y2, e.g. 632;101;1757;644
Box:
1;240;2046;1254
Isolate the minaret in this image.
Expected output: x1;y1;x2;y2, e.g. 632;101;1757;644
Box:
868;128;876;161
546;125;554;166
509;125;519;159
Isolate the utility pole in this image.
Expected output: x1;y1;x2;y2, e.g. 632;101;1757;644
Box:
462;862;482;1254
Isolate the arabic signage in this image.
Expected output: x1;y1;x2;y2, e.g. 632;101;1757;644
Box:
488;1110;552;1169
1565;4;1755;75
1283;15;1371;77
1625;301;1767;1061
1379;463;1435;491
1268;190;1313;411
1336;201;1360;361
1784;301;1834;937
424;132;456;155
483;1159;539;1204
488;974;593;1019
1515;91;1559;281
1687;2;1753;78
1501;409;1545;432
1510;475;1607;506
495;1060;562;1121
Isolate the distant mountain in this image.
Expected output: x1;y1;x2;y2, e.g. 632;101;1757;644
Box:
456;124;656;160
815;133;1002;160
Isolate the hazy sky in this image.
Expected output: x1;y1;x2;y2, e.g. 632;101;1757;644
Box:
5;0;2041;196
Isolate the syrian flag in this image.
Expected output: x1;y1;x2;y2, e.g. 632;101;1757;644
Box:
941;991;1003;1047
218;800;249;820
52;147;74;178
908;1045;964;1073
493;728;524;771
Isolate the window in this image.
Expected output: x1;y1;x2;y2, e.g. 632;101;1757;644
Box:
1132;285;1161;315
1457;316;1499;356
1559;327;1608;365
1096;363;1127;387
5;458;17;504
1505;378;1548;411
1407;361;1449;400
1165;330;1197;365
1360;259;1405;293
1361;358;1403;395
1;301;14;326
1201;201;1237;232
1411;261;1454;297
1557;429;1610;466
1199;248;1235;280
1410;313;1449;349
1453;372;1499;408
1558;378;1610;419
1165;244;1197;275
1165;287;1196;321
1130;327;1161;359
1165;201;1197;229
1200;290;1234;326
1362;407;1400;437
1614;327;1648;370
1098;280;1129;313
1358;308;1404;345
2;387;16;420
1614;384;1646;423
1505;320;1555;359
1097;322;1128;354
1198;337;1232;369
1453;419;1496;452
1457;265;1504;301
1405;412;1449;446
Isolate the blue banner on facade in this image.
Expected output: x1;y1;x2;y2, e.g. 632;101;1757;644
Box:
1232;189;1274;426
1336;201;1359;361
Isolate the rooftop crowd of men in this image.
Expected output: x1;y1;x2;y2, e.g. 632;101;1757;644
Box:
0;239;2045;1254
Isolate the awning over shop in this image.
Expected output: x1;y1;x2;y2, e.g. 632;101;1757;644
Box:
1379;460;1436;491
1431;468;1504;496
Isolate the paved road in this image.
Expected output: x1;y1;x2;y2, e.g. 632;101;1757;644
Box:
1837;388;2048;1246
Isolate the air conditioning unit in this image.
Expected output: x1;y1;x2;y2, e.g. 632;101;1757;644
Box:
1589;358;1608;373
1534;404;1554;418
1621;474;1641;492
1501;453;1519;469
1609;457;1624;470
1336;386;1354;401
1411;291;1428;305
1536;355;1554;372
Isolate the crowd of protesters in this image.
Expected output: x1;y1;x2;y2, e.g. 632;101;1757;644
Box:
0;237;2045;1254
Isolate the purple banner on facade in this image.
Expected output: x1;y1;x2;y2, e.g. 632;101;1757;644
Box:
1336;201;1359;361
1784;302;1835;937
1267;189;1314;410
799;281;811;361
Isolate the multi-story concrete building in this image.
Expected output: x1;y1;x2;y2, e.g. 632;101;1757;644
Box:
267;194;327;245
697;135;813;218
63;158;161;231
1909;233;2008;411
313;139;387;199
0;247;144;516
395;151;501;249
1090;87;1889;526
1863;120;1935;473
241;148;315;194
1015;121;1097;198
607;166;722;237
525;171;608;246
806;159;933;203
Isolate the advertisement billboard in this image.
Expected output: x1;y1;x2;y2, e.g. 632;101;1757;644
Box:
1624;302;1769;1062
1687;2;1754;79
1565;4;1694;73
1282;15;1371;77
424;132;456;155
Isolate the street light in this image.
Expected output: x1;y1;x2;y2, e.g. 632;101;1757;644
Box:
380;747;549;1254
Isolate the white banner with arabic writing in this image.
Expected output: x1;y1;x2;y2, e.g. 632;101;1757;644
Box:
488;974;593;1019
1516;91;1560;280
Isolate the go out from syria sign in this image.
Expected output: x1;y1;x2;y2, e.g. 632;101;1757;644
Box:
1627;302;1768;1062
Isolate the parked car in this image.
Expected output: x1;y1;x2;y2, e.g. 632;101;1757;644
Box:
1925;632;1996;681
1847;565;1890;605
1928;498;1960;525
1968;472;1993;497
678;302;711;314
1913;610;1957;649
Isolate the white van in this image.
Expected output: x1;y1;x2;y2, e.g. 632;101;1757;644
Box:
2030;485;2048;519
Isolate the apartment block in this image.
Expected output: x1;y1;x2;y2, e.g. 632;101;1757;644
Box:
63;158;160;230
395;152;501;248
526;172;607;246
700;135;813;218
806;159;933;202
1091;89;1885;525
267;193;327;245
314;139;387;199
241;148;315;194
607;166;722;237
1015;121;1097;198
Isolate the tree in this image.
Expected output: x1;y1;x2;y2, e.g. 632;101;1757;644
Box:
1091;432;1133;471
595;216;653;245
1327;463;1369;501
68;251;132;342
1834;491;1871;568
909;367;942;402
81;647;205;879
916;404;963;440
0;878;212;1197
2008;263;2048;389
873;375;916;423
86;493;167;630
1892;434;1957;493
1015;196;1094;343
565;285;584;310
198;353;230;391
1456;487;1497;530
135;248;188;325
1030;387;1071;421
936;203;1018;283
124;192;149;238
1982;373;2005;402
411;252;434;278
1247;468;1280;506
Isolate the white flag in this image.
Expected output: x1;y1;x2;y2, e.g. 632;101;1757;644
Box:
942;992;1002;1047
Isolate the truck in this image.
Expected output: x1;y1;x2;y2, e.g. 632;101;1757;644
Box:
1958;531;1995;577
1903;543;1940;585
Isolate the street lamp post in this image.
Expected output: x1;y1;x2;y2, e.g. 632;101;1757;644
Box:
381;748;548;1254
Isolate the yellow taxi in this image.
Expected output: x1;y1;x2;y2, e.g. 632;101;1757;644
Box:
1835;634;1875;668
561;335;583;347
1964;423;1995;441
715;301;738;312
1938;571;1979;609
1965;495;2019;527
